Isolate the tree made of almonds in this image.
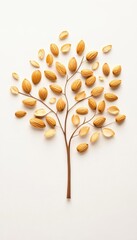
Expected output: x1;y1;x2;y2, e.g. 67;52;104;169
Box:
10;30;126;199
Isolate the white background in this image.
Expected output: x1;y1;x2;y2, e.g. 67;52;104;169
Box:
0;0;137;239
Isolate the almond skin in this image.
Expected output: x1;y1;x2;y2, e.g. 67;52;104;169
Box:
45;116;56;128
68;57;77;72
38;49;45;60
104;93;118;101
46;54;53;66
91;87;104;97
115;114;126;123
76;40;85;55
30;118;46;128
98;100;105;113
12;72;19;80
22;98;36;107
93;116;106;127
71;79;82;92
56;62;67;76
50;84;62;94
81;69;93;78
102;63;110;76
44;70;57;81
59;30;69;40
56;98;66;112
112;65;121;76
15;110;27;118
109;79;121;89
102;45;112;53
22;79;32;94
76;107;88;115
38;87;48;100
32;70;42;85
86;51;98;62
85;76;96;87
50;43;59;56
77;143;88;153
88;98;97;110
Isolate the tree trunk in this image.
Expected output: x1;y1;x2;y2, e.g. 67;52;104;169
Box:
66;145;71;199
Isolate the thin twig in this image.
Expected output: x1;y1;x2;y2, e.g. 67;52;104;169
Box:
68;95;91;112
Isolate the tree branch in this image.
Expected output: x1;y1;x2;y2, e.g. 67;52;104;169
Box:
68;95;91;112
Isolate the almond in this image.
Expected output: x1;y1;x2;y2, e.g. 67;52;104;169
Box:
45;116;56;128
10;86;19;95
56;98;66;112
22;79;32;94
112;65;121;76
34;108;47;118
115;114;126;123
30;118;45;128
88;98;97;110
92;62;99;71
102;128;115;138
86;51;98;62
75;91;86;101
90;132;100;143
109;79;121;89
30;60;40;68
107;106;119;115
12;72;19;80
15;110;27;118
102;45;112;53
49;97;56;104
99;76;104;82
71;114;80;126
22;98;36;107
79;126;90;137
38;87;48;100
77;143;88;153
46;54;53;66
44;70;57;81
85;76;96;87
76;107;88;115
61;43;71;53
56;62;67;76
102;63;110;76
98;100;105;113
76;40;85;55
91;87;104;97
68;57;77;72
93;116;106;127
81;69;93;78
38;49;45;60
50;84;62;94
44;129;56;138
71;79;82;92
50;43;59;56
59;30;69;40
32;70;42;84
104;93;118;101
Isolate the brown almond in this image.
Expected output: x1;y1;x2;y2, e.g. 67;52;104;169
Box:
56;62;67;76
30;118;45;128
10;86;19;95
50;43;59;56
93;116;106;127
86;51;98;62
112;65;121;76
75;91;86;101
88;98;97;111
91;87;104;97
22;98;36;107
38;87;48;100
76;107;88;115
22;79;32;94
15;110;27;118
102;45;112;53
109;79;121;89
46;54;53;66
85;76;96;87
81;69;93;78
38;49;45;60
71;114;80;126
45;116;56;128
56;98;66;112
71;79;82;92
68;57;77;72
77;143;88;153
98;100;105;113
115;114;126;123
59;30;69;40
44;70;57;81
102;63;110;76
50;84;62;94
76;40;85;55
104;93;118;101
32;70;42;84
61;43;71;53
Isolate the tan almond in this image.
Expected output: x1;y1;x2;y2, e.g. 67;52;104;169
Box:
98;100;105;113
71;79;82;92
86;51;98;62
49;97;56;104
92;62;99;71
104;93;118;101
68;57;77;72
38;87;48;100
56;62;67;76
85;76;96;87
107;106;119;115
102;45;112;53
102;63;110;76
99;76;104;82
34;108;46;118
30;118;45;128
59;30;69;40
50;84;62;95
77;143;88;153
22;79;32;94
15;111;27;118
81;69;93;78
75;91;86;101
12;72;19;80
44;70;57;81
56;98;66;112
44;129;56;138
46;54;53;66
76;107;88;115
32;70;42;84
10;86;19;95
71;114;80;126
79;126;90;137
90;132;100;143
45;116;56;128
93;116;106;127
109;79;121;89
88;98;97;111
38;49;45;60
30;60;40;68
112;65;121;76
61;43;71;53
50;43;59;56
102;128;115;138
115;114;126;123
91;87;104;97
22;98;36;107
76;40;85;55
